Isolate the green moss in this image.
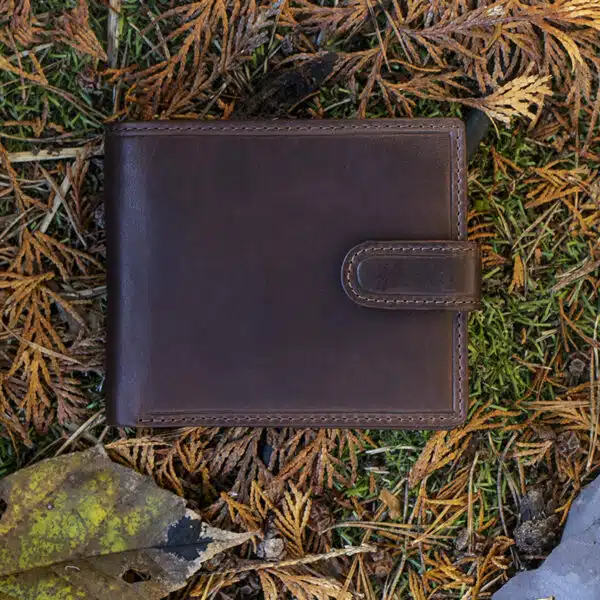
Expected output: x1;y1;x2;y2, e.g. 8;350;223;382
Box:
0;574;88;600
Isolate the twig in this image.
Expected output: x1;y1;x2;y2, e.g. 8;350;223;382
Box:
25;437;66;467
39;165;87;247
143;5;171;60
559;297;600;348
38;169;73;234
552;258;600;293
467;451;479;552
586;315;600;472
97;425;110;445
0;207;36;243
45;84;106;124
403;476;410;522
130;18;168;61
0;321;82;365
107;0;122;69
7;144;103;164
417;540;426;576
479;572;508;592
61;285;107;299
366;0;390;71
55;411;106;456
61;419;104;447
217;545;375;575
341;556;359;597
0;131;80;144
199;82;228;118
7;29;27;102
512;202;560;249
6;43;53;62
496;433;517;538
383;550;408;600
495;432;521;570
333;521;446;540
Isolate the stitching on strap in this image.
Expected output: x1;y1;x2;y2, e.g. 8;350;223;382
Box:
342;243;478;306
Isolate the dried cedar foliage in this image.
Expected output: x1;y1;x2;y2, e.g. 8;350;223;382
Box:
106;0;600;130
1;1;600;599
102;387;600;600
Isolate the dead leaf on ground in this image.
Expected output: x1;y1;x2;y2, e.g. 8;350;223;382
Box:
0;446;254;600
379;488;401;520
509;254;526;292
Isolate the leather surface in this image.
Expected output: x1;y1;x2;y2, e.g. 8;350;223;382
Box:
342;241;481;310
105;119;477;429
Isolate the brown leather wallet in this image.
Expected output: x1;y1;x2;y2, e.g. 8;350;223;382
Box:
105;119;481;429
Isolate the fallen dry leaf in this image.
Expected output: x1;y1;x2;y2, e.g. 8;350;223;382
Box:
379;488;401;520
0;446;254;600
509;254;526;292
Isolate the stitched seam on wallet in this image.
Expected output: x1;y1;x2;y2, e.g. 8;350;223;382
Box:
455;126;466;423
137;414;463;424
343;244;478;306
111;123;460;133
134;124;466;425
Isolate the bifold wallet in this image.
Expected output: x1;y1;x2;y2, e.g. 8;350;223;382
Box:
105;119;481;429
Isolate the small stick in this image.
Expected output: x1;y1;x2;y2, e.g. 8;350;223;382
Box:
216;545;374;574
383;550;408;600
586;315;600;472
62;420;102;446
7;145;103;164
6;42;53;62
55;411;106;456
0;207;36;242
495;432;521;570
495;432;517;538
0;321;82;365
38;169;73;234
39;165;87;248
97;425;111;445
61;285;107;299
107;0;122;69
467;451;479;552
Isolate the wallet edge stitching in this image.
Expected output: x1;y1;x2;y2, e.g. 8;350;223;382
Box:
133;124;467;426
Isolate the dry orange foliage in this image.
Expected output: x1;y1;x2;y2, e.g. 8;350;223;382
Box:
100;0;600;131
1;1;599;599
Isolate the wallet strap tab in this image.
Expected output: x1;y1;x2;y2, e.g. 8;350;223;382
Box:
342;241;481;310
